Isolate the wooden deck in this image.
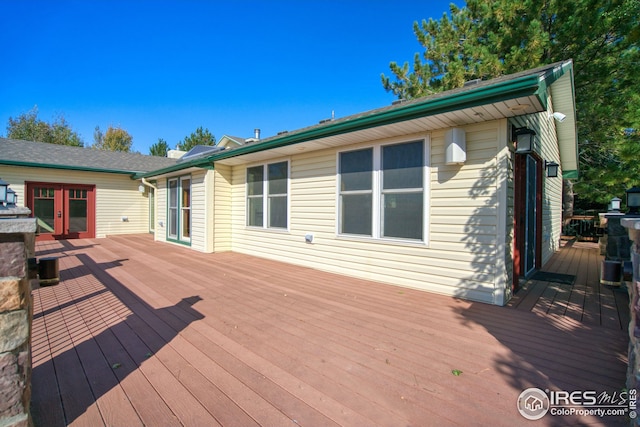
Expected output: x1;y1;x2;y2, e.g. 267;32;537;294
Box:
31;235;630;426
509;239;630;330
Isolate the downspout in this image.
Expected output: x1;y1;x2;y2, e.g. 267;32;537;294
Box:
140;177;157;190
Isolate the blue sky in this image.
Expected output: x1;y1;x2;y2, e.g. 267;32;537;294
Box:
1;1;456;154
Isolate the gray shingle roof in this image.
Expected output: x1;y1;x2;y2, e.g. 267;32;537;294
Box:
0;138;178;174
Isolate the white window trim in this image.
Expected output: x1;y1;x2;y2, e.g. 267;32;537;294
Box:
336;135;430;245
179;176;191;243
245;159;290;231
167;175;192;244
168;177;179;240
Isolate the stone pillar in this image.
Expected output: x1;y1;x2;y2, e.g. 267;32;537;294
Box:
622;218;640;426
0;208;36;427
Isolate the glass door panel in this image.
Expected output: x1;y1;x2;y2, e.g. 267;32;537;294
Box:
524;155;538;276
33;186;58;235
67;188;88;233
181;178;191;240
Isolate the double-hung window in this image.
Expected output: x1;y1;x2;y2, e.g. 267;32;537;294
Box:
247;161;289;229
167;176;191;243
338;139;426;242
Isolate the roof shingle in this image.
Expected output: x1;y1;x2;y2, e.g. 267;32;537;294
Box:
0;138;178;174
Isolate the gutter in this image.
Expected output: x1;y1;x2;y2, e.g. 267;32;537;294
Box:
0;159;142;175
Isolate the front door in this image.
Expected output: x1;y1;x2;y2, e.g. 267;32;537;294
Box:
513;154;542;288
27;182;96;240
523;155;538;276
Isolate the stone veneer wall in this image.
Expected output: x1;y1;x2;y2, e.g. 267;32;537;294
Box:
0;209;36;427
622;218;640;427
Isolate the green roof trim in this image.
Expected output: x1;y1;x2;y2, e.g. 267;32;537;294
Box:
0;159;140;175
533;60;573;110
133;160;214;178
563;170;578;179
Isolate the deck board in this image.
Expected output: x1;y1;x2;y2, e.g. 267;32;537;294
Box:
30;235;630;426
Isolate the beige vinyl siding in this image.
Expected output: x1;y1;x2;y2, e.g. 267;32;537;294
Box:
189;170;208;252
538;104;564;265
0;164;149;237
229;124;508;304
155;180;168;242
213;165;232;252
513;107;563;266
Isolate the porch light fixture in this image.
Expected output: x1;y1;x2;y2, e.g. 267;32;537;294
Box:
6;188;16;207
626;187;640;215
545;160;559;178
0;178;9;205
513;127;536;154
0;178;8;205
610;197;622;212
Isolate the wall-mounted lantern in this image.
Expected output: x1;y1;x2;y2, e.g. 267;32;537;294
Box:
0;178;8;205
610;197;622;212
514;127;536;154
6;188;16;207
626;187;640;215
544;160;559;178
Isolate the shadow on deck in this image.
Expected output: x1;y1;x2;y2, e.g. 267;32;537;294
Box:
509;239;630;331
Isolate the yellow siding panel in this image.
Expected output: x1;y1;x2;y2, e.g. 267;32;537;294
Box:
213;165;232;252
0;164;149;237
228;126;506;304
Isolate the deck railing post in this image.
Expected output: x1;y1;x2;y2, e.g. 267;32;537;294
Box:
621;217;640;420
0;209;36;427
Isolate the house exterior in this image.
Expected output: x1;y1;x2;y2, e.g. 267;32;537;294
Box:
0;138;177;239
1;60;577;306
136;60;577;306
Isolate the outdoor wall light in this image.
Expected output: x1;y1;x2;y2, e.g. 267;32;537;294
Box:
626;187;640;215
545;160;559;178
610;197;622;212
513;127;536;154
0;178;8;205
550;112;567;122
6;188;16;207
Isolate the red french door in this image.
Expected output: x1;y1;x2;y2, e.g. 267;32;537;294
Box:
513;154;542;290
27;182;96;240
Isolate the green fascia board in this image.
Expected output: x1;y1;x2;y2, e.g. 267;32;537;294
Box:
534;60;573;110
0;159;141;175
134;160;213;179
563;170;579;179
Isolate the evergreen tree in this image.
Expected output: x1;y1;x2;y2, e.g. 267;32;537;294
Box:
177;126;216;152
149;138;169;156
382;0;640;209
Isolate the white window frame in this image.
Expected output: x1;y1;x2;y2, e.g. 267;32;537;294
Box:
246;160;290;230
167;175;191;244
179;176;191;243
336;136;430;244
